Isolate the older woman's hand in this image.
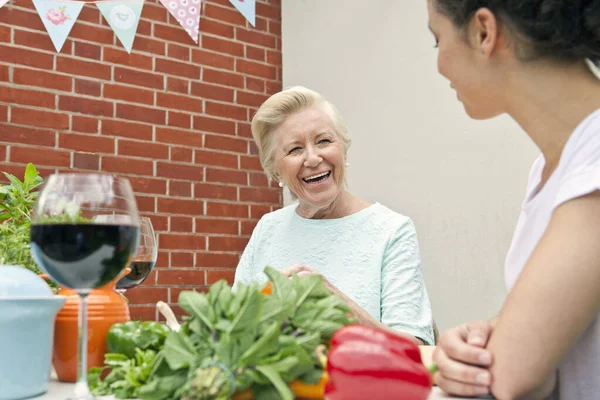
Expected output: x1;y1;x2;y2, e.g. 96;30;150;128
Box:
433;320;494;397
280;264;341;295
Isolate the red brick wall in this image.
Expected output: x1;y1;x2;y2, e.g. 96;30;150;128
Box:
0;0;282;320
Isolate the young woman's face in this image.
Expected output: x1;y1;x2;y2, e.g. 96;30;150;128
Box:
427;0;506;119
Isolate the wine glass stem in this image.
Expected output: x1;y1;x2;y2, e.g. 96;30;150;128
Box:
74;293;92;398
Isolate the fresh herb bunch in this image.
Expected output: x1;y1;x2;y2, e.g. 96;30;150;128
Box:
89;322;170;398
88;349;161;399
90;267;354;400
0;163;43;274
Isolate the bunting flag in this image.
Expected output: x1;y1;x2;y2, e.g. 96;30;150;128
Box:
159;0;201;44
97;0;144;53
229;0;255;27
0;0;258;53
32;0;84;52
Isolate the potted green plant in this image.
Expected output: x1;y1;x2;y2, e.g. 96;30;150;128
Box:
0;163;57;291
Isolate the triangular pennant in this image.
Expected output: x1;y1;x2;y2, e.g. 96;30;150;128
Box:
32;0;84;52
159;0;201;44
229;0;255;27
0;0;9;9
97;0;143;53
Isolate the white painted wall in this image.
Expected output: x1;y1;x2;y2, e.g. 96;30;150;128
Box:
281;0;539;331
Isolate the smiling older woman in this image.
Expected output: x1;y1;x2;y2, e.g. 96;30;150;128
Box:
232;86;435;345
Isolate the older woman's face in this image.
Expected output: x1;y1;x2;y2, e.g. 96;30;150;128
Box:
273;107;345;208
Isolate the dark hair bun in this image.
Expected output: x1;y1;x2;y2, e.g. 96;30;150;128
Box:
530;0;600;65
436;0;600;65
582;1;600;64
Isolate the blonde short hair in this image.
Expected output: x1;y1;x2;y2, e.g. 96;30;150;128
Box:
251;86;352;182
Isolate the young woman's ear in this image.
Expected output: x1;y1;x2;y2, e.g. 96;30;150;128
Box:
471;8;500;56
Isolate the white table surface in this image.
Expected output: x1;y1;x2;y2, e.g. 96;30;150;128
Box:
32;379;492;400
30;347;492;400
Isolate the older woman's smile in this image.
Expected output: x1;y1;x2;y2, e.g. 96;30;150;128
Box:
302;171;332;184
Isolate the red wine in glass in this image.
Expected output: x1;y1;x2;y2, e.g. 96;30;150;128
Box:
116;260;156;290
115;216;157;291
31;224;139;290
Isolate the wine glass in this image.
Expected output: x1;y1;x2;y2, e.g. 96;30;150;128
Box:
94;216;157;292
30;174;140;399
114;217;157;291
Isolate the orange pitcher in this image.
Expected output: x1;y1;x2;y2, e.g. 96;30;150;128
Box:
43;268;131;382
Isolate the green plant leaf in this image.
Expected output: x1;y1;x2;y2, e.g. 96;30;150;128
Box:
227;288;263;335
252;384;282;400
228;283;247;317
163;332;197;370
24;163;38;186
138;370;187;400
208;279;226;306
4;172;24;194
187;318;207;337
264;266;294;301
295;331;321;353
216;282;234;317
0;164;51;279
292;300;321;325
297;368;325;385
303;320;345;338
255;365;294;400
293;274;323;309
239;321;280;366
178;291;215;331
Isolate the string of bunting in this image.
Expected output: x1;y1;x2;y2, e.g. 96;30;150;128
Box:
0;0;255;53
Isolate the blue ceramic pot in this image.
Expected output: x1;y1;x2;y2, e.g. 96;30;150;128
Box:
0;265;65;400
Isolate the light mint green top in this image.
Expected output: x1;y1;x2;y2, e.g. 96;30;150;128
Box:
233;202;434;345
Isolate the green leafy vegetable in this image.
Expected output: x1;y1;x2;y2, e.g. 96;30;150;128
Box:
88;349;159;398
106;321;171;359
91;266;354;399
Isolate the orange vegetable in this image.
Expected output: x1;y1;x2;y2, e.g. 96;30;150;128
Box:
260;282;273;295
290;371;329;399
230;372;328;400
232;389;254;400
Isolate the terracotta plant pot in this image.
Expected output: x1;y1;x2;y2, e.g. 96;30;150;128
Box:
42;269;131;383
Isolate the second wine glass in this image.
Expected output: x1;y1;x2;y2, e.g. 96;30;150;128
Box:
116;216;157;291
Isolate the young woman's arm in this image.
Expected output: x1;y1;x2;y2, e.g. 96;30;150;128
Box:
487;191;600;399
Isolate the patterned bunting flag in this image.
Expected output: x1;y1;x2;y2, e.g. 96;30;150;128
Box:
159;0;201;44
6;0;261;54
97;0;144;53
229;0;255;27
32;0;84;52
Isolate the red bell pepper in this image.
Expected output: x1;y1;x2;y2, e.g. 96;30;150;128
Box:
325;326;432;400
330;324;422;363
